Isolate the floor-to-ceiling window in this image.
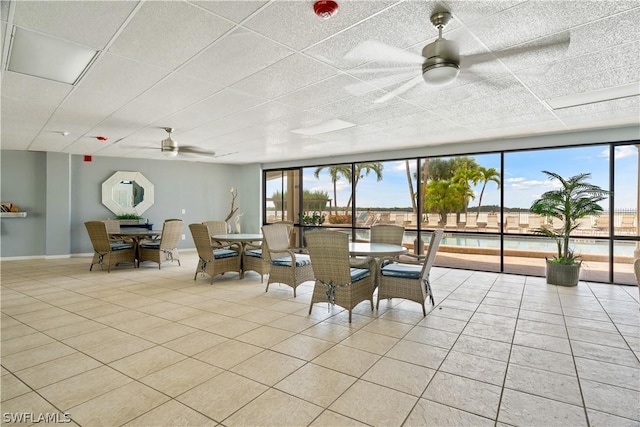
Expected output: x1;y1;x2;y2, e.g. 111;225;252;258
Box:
263;141;639;284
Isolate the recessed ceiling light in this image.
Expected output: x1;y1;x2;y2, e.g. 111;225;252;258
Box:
7;27;97;85
546;82;640;110
291;119;356;136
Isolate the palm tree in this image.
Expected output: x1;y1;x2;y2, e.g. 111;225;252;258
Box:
313;165;350;215
475;167;501;219
405;160;417;213
344;162;384;211
452;166;481;219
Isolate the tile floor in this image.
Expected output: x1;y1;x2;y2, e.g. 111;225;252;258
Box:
1;252;639;426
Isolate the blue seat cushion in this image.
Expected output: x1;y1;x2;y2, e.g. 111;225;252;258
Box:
381;262;422;279
110;243;133;251
245;249;262;258
140;241;160;249
350;268;370;282
272;254;311;267
214;249;239;259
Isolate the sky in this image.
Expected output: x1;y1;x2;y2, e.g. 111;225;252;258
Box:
292;144;638;211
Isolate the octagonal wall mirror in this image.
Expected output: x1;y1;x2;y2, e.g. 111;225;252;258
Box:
102;171;154;216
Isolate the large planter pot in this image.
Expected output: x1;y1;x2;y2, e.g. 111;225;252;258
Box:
545;260;580;286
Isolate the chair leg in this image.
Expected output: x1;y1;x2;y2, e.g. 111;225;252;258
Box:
376;296;380;310
348;310;352;323
308;302;314;315
421;302;426;317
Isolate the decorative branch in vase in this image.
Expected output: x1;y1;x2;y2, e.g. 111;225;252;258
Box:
225;187;240;233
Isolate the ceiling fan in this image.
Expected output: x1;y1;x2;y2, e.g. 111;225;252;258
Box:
160;127;226;158
345;11;570;103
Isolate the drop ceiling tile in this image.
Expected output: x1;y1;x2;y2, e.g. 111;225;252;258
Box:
79;53;170;99
1;96;57;145
193;1;268;23
109;1;234;70
442;0;526;26
1;71;71;104
479;119;568;139
304;1;444;69
514;42;640;88
553;96;640;118
533;66;640;100
558;105;640;129
340;99;425;126
179;28;294;86
110;99;175;127
27;133;75;152
244;0;397;51
231;53;338;99
466;1;640;51
1;2;9;21
277;73;367;109
12;1;137;49
44;109;105;138
137;73;222;113
61;86;131;117
85;116;147;143
469;111;560;132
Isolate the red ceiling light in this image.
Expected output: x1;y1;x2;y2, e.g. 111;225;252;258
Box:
96;136;108;141
313;1;338;19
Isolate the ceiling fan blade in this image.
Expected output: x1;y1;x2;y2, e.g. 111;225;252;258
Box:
462;34;571;68
179;146;217;156
374;75;423;104
345;40;425;65
345;71;420;96
347;66;417;75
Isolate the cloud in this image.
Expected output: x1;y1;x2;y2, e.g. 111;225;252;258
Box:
599;145;638;160
506;177;560;190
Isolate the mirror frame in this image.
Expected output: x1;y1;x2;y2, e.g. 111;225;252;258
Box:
101;171;154;216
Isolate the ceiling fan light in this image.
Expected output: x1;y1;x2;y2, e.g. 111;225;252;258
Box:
161;137;178;157
422;64;459;86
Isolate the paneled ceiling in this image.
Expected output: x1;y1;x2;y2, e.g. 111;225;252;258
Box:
1;0;639;164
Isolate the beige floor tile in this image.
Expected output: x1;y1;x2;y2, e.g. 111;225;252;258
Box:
329;379;418;426
205;317;261;338
587;408;640;427
177;371;268;421
1;323;39;341
123;400;217;426
325;311;375;328
137;321;199;344
575;357;640;391
14;352;101;389
417;314;467;334
513;329;572;354
224;388;323;426
81;334;156;364
581;379;640;420
509;344;576;376
163;330;228;356
361;318;414;338
140;357;223;397
1;392;67;424
156;305;209;321
405;398;494;427
404;325;459;349
235;325;296;348
109;346;186;379
498;388;587;426
377;307;428;325
13;307;69;324
230;350;305;386
568;326;630;348
1;332;55;356
1;374;31;402
194;339;263;369
505;363;582;406
571;340;640;368
439;350;507;386
238;308;288;324
26;313;86;332
311;344;380;377
275;363;357;407
38;366;132;410
516;318;568;338
43;319;107;340
62;327;131;350
69;381;169;426
1;341;76;372
271;334;334;361
423;372;501;419
310;410;369;426
362;356;436;396
340;330;399;355
301;321;356;343
386;340;448;370
462;322;515;343
267;313;322;332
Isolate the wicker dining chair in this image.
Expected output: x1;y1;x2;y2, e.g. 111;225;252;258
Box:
377;229;443;316
243;222;292;283
138;219;183;269
306;230;376;322
189;223;241;283
262;223;313;297
85;221;136;272
370;224;405;246
203;220;229;248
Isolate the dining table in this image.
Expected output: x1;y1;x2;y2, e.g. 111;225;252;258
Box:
212;233;264;278
348;242;408;257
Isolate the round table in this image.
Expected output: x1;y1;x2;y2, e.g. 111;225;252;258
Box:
348;242;407;257
212;233;263;243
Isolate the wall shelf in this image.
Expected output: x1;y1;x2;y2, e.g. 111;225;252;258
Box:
1;212;27;218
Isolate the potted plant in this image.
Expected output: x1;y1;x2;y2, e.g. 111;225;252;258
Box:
115;213;144;225
302;211;325;246
530;170;609;286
